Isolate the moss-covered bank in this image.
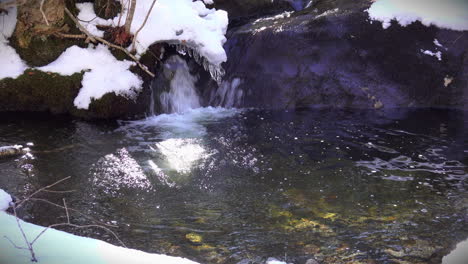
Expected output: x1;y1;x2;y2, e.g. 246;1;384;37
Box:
0;69;148;119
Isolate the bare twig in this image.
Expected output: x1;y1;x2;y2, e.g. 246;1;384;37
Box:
12;204;37;262
64;7;96;43
4;177;127;263
131;0;157;52
30;223;126;248
3;235;29;250
16;176;72;209
63;198;70;224
117;0;127;26
64;7;155;78
40;0;49;26
42;189;77;193
28;198;117;228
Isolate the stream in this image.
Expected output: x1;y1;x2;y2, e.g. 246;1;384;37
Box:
1;56;468;264
0;107;467;263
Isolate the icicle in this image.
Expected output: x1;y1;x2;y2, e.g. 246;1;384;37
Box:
172;44;225;84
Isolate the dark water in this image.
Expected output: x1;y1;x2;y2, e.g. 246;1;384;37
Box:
0;108;467;264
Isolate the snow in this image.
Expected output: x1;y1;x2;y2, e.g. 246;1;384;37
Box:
367;0;468;31
442;238;468;264
38;44;143;109
266;257;287;264
76;3;114;38
77;0;228;67
0;189;12;211
433;39;443;48
0;7;27;80
421;49;442;61
0;189;199;264
0;6;18;38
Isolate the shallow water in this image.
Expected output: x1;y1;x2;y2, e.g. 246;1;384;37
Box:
0;108;467;263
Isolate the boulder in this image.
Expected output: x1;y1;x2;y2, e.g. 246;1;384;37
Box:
219;0;468;109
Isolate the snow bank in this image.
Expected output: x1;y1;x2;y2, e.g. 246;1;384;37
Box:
367;0;468;31
39;44;142;109
0;189;199;264
76;0;228;78
0;7;27;80
0;189;12;211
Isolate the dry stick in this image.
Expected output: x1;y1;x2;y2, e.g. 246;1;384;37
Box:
131;0;157;53
3;235;29;250
40;0;49;26
16;176;72;209
64;7;155;78
63;198;70;224
28;198;117;228
27;198;126;246
12;204;37;262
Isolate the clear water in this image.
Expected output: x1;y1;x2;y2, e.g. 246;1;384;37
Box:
0;108;467;264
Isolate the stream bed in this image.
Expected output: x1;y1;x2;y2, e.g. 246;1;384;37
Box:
0;108;467;264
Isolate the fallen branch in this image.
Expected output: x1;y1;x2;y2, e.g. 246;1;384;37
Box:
64;7;155;78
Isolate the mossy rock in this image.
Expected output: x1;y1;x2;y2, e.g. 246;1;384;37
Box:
72;92;145;119
9;35;83;67
0;69;83;113
0;69;149;119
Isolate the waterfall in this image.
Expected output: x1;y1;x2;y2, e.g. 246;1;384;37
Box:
159;56;201;114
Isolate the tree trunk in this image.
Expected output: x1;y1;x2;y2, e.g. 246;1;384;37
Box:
124;0;136;34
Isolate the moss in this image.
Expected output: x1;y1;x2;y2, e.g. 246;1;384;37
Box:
0;69;83;113
185;233;203;243
71;91;144;119
10;35;83;67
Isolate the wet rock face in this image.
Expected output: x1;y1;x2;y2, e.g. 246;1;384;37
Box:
222;0;468;109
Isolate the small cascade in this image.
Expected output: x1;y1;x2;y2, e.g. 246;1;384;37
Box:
209;78;244;108
160;55;201;114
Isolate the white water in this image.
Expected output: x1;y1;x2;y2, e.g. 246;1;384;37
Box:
160;55;201;114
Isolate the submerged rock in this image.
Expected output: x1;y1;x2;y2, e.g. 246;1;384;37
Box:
220;0;468;109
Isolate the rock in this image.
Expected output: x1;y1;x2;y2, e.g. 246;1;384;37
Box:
10;0;81;67
374;101;383;109
305;259;320;264
219;0;468;110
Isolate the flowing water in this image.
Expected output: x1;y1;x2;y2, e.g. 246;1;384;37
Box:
1;108;467;264
1;61;467;263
